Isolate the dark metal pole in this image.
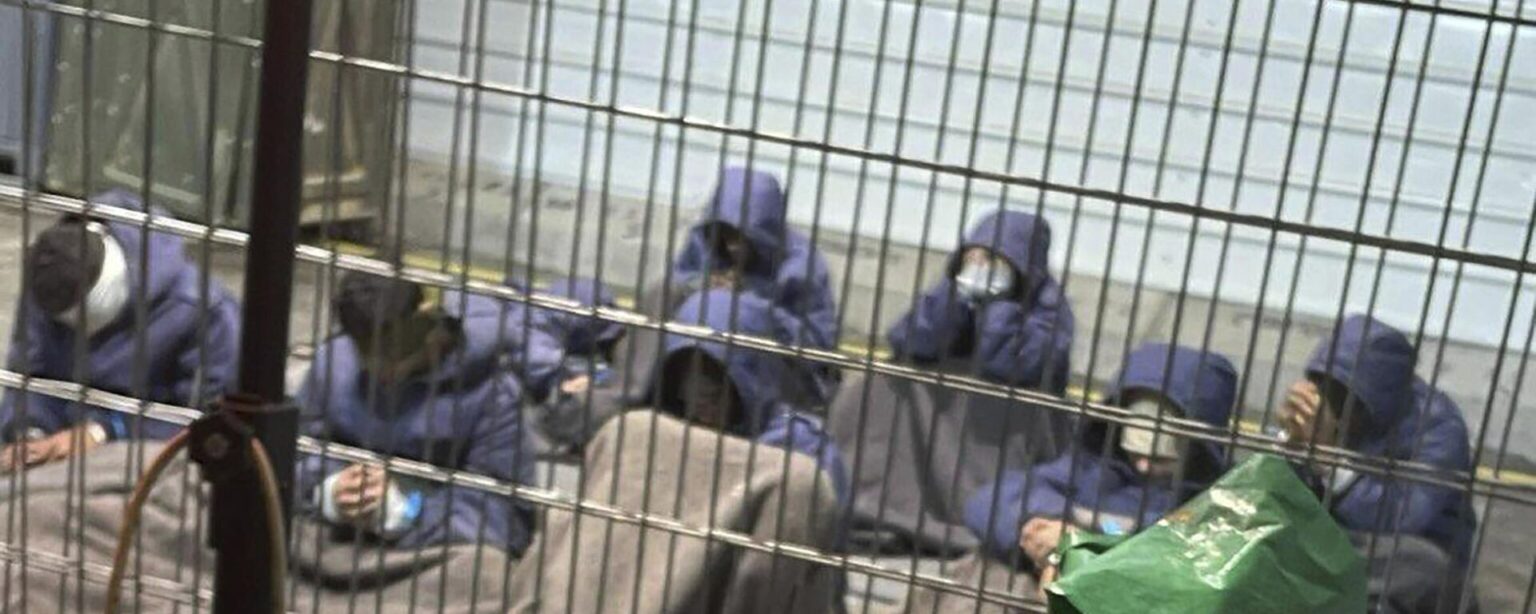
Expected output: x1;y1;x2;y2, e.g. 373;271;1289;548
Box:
240;0;316;399
206;0;315;610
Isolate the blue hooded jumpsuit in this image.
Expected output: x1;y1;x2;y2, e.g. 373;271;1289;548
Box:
493;277;568;403
296;290;537;553
526;277;629;452
0;189;241;442
538;277;625;364
656;288;849;503
1305;314;1476;561
888;209;1074;392
965;343;1238;562
671;167;839;404
824;210;1075;554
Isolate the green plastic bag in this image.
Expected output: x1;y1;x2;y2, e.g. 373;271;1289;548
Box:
1053;530;1126;574
1047;454;1366;614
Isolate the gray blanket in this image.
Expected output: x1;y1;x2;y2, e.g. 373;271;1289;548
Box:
897;553;1038;614
0;441;515;613
507;410;844;614
829;373;1071;555
1352;533;1479;614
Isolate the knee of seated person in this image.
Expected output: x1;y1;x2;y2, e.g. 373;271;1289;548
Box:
1353;532;1452;566
590;408;675;451
1353;532;1473;613
778;452;840;513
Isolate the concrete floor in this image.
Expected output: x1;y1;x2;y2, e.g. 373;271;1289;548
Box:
1;178;1535;610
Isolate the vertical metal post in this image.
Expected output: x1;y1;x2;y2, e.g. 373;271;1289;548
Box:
208;0;314;610
241;0;315;398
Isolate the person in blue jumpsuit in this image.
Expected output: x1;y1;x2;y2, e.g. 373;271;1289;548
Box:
0;189;240;471
509;287;850;612
669;166;839;404
494;275;570;404
1282;314;1477;613
525;276;628;455
296;271;535;553
828;209;1076;554
650;288;847;501
965;343;1237;588
888;209;1073;392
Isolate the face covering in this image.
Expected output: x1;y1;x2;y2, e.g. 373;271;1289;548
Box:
55;223;129;337
1119;397;1184;461
953;257;1015;301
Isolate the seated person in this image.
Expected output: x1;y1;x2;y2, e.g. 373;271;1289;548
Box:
507;288;847;613
965;343;1237;586
827;209;1075;554
495;275;571;402
296;271;535;553
650;288;847;498
1283;314;1477;613
888;209;1073;391
0;189;240;471
667;167;839;404
525;276;628;454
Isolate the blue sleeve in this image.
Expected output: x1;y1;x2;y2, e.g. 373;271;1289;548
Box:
1331;405;1473;544
757;411;849;507
407;376;535;554
0;391;70;443
486;296;565;401
886;279;973;362
964;455;1076;560
172;288;241;410
507;317;567;402
974;280;1074;392
669;232;709;294
293;364;345;507
0;306;72;441
773;242;839;351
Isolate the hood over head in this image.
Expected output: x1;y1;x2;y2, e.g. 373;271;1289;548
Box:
949;210;1052;301
541;277;625;357
87;188;193;306
694;167;788;276
1305;314;1418;440
1102;343;1239;477
658;288;792;436
333;270;506;387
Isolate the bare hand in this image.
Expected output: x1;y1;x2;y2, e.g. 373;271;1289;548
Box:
0;425;102;473
560;375;592;396
1037;564;1060;600
1020;517;1069;570
708;270;740;290
0;443;24;474
331;463;389;522
1282;380;1337;446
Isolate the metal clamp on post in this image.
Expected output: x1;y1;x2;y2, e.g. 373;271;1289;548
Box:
191;393;298;501
188;409;254;484
193;393;299;614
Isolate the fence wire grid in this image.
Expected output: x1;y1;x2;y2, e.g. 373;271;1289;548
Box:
3;0;1536;612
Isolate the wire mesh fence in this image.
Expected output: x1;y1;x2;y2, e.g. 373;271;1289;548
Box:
2;0;1536;611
